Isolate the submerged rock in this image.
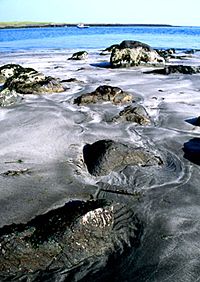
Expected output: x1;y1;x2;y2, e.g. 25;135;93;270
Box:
68;51;88;60
113;105;151;125
110;40;165;68
1;66;65;95
0;199;142;281
83;139;163;176
145;65;200;75
74;85;133;105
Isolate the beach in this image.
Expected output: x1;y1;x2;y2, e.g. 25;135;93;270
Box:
0;43;200;281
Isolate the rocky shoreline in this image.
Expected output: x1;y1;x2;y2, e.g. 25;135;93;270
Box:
0;41;200;281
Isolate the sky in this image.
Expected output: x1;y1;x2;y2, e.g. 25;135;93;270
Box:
0;0;199;26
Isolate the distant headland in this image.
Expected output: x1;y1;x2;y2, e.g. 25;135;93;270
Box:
0;21;174;29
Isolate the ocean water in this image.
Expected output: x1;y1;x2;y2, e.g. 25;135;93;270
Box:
0;25;200;52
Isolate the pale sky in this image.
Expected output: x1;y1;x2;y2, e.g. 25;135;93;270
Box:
0;0;199;26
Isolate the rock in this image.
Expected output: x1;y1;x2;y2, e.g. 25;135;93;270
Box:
185;49;195;54
195;116;200;126
83;139;163;176
119;40;153;51
113;105;151;125
0;64;24;83
100;44;120;55
145;65;200;75
156;48;176;60
110;41;165;68
1;67;65;95
0;199;142;281
0;89;22;107
183;138;200;165
74;85;133;105
68;51;88;60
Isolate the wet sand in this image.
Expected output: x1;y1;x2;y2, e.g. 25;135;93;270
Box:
0;49;200;281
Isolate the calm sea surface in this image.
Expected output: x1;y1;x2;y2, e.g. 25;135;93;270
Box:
0;26;200;52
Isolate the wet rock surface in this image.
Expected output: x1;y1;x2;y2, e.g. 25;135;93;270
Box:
68;51;88;60
110;40;165;67
0;64;65;96
74;85;133;105
0;64;24;83
0;89;22;107
0;199;142;282
145;65;200;75
156;48;176;60
113;105;151;125
83;139;162;176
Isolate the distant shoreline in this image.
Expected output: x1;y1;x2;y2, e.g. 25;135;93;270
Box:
0;22;175;29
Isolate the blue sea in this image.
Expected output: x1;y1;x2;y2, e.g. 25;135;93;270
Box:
0;25;200;52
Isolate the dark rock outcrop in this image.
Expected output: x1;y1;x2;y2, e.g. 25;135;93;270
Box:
195;116;200;126
68;51;88;60
119;40;152;51
100;44;120;55
74;85;133;105
156;48;176;60
0;199;142;281
145;65;200;75
1;66;65;95
183;138;200;165
113;105;151;125
83;139;163;176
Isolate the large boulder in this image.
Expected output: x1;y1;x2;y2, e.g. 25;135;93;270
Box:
110;40;165;67
119;40;152;51
0;199;142;281
145;65;200;75
83;139;163;176
113;105;151;125
1;66;65;95
68;51;88;60
74;85;133;105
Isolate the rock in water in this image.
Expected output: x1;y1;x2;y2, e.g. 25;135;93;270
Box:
110;40;164;68
0;200;142;281
74;85;133;105
145;65;200;75
119;40;153;51
113;105;151;125
68;51;88;60
83;139;162;176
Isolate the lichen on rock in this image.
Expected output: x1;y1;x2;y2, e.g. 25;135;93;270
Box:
74;85;133;105
0;199;142;281
113;105;151;125
110;40;165;68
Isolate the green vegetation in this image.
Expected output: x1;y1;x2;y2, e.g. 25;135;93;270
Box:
0;21;67;28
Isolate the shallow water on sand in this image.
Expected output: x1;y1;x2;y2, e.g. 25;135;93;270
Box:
0;49;200;281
